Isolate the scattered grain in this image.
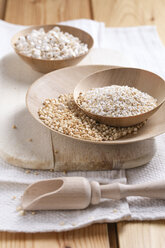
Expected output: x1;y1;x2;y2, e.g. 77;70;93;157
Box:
59;221;65;226
25;170;30;174
38;93;145;142
16;206;22;211
19;210;26;216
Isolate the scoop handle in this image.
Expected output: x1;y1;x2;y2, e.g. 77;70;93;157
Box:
99;181;165;200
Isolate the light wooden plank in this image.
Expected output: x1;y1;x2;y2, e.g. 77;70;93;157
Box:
117;221;165;248
3;2;111;248
0;224;110;248
91;0;165;43
5;0;91;25
0;0;6;19
91;0;165;246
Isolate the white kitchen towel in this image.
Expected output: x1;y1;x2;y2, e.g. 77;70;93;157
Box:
0;19;165;232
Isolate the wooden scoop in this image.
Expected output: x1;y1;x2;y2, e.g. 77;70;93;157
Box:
74;67;165;127
22;177;165;210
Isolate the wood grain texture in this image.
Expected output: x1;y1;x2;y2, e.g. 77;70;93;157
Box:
5;0;91;25
91;0;165;44
0;224;110;248
0;0;6;19
117;221;165;248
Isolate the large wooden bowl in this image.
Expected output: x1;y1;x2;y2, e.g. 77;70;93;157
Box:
26;65;165;145
11;24;94;73
74;68;165;127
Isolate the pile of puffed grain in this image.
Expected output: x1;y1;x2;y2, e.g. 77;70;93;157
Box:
15;26;88;60
77;85;157;117
38;93;144;142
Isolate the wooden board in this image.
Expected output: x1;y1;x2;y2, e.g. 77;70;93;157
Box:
91;0;165;44
2;48;152;171
5;0;92;25
117;221;165;248
0;0;6;19
53;133;155;171
0;52;54;169
0;224;110;248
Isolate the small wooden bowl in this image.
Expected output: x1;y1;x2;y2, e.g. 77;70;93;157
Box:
11;24;94;73
74;67;165;127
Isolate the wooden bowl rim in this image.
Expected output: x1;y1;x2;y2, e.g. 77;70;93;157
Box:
74;67;165;120
26;65;165;145
11;24;94;62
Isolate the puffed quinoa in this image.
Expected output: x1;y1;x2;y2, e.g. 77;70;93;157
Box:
19;210;26;216
77;85;157;117
59;222;65;226
16;206;22;211
15;27;88;60
38;93;145;142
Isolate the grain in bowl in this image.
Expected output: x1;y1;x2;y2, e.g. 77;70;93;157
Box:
14;26;88;60
76;85;157;118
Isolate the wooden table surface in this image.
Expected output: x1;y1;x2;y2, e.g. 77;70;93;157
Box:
0;0;165;247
